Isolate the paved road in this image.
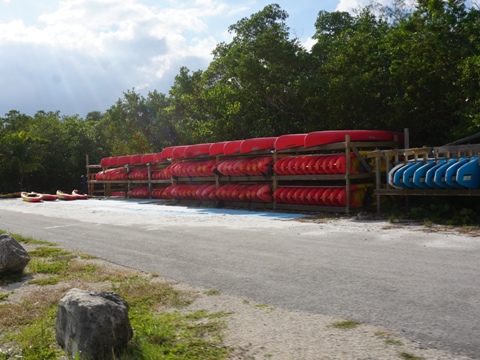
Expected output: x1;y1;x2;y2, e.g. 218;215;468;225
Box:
1;199;479;359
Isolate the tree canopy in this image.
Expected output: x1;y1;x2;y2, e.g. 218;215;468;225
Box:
1;1;479;192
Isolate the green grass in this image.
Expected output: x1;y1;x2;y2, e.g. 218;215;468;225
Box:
385;338;403;346
27;258;70;275
0;293;11;302
28;277;61;286
11;306;61;360
121;309;229;360
0;229;232;360
0;230;56;246
329;320;362;329
204;289;221;296
374;331;403;346
399;352;425;360
78;253;97;260
253;303;276;314
28;247;71;258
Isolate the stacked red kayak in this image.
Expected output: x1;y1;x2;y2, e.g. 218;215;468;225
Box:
95;168;127;181
215;184;272;203
96;130;401;209
215;156;273;177
129;187;149;199
273;185;369;207
274;153;369;175
166;160;216;177
163;184;218;201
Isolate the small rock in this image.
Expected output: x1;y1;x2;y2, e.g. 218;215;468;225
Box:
0;234;30;275
55;288;133;359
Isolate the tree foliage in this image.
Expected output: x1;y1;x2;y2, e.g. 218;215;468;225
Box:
1;1;479;192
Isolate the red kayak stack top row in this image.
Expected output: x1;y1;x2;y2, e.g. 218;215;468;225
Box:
100;130;404;168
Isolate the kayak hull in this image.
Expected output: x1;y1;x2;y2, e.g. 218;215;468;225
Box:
57;190;76;200
21;192;43;202
304;130;403;148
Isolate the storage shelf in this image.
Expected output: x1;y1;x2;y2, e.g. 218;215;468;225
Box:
218;175;270;182
375;189;480;196
275;174;374;181
172;176;216;183
274;203;359;213
86;136;399;214
367;143;480;214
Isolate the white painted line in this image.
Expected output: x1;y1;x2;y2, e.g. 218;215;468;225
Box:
44;225;75;229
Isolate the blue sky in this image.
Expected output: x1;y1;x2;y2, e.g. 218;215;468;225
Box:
0;0;394;117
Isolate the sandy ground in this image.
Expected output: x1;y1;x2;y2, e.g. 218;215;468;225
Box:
0;197;477;360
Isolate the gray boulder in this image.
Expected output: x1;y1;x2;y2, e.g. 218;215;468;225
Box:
0;234;30;274
56;288;133;359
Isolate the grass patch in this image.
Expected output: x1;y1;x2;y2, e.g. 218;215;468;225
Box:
205;289;221;296
399;352;425;360
121;309;229;359
329;320;362;329
27;258;70;275
0;293;11;302
78;253;97;260
253;304;275;313
0;287;64;329
28;247;71;258
374;331;403;346
113;277;193;310
385;338;403;346
0;230;56;246
29;277;60;286
10;306;62;359
185;310;231;320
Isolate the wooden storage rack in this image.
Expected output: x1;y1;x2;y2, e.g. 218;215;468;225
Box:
367;144;480;214
86;135;400;214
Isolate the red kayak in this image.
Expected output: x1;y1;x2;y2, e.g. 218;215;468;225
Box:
184;143;213;158
240;137;277;154
72;189;88;199
57;190;76;200
160;146;176;160
274;134;307;151
117;156;131;166
21;192;43;203
223;140;244;156
141;153;155;164
36;192;58;201
304;130;404;148
209;141;228;156
171;146;188;159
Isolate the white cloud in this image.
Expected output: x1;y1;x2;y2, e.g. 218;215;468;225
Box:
0;0;242;116
302;37;317;52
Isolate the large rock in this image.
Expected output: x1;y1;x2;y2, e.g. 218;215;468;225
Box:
56;288;133;359
0;234;30;274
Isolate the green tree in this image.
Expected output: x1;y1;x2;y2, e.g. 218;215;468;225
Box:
311;7;396;131
0;131;44;191
99;89;177;155
385;0;479;145
198;4;312;139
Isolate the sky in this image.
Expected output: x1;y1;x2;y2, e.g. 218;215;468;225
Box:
0;0;400;118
